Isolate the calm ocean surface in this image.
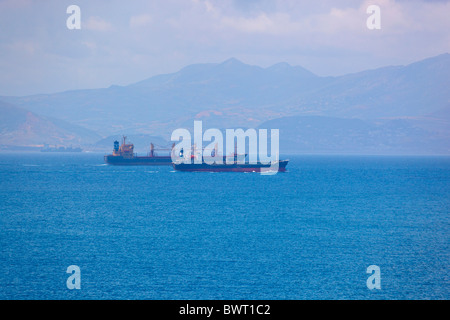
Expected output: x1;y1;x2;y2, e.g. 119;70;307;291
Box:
0;153;448;300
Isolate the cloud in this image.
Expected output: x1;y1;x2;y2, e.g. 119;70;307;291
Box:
220;12;301;35
0;0;449;95
0;0;32;10
5;40;38;55
84;16;114;32
130;14;152;28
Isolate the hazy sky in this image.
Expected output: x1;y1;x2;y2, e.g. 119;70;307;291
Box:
0;0;449;96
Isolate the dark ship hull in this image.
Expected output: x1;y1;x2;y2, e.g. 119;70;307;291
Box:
104;155;172;166
172;160;288;172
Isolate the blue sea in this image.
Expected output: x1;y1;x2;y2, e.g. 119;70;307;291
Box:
0;153;448;300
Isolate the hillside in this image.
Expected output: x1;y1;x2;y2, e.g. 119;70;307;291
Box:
0;100;101;149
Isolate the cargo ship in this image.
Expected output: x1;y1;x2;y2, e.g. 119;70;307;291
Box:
104;136;173;165
172;146;288;172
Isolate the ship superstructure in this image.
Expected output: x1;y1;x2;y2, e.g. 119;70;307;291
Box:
104;136;173;165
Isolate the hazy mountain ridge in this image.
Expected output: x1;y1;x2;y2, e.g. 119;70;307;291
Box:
0;57;333;135
0;100;101;149
1;53;449;154
258;115;450;155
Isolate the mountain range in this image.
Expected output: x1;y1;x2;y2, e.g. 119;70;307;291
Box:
0;53;449;154
0;100;100;151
